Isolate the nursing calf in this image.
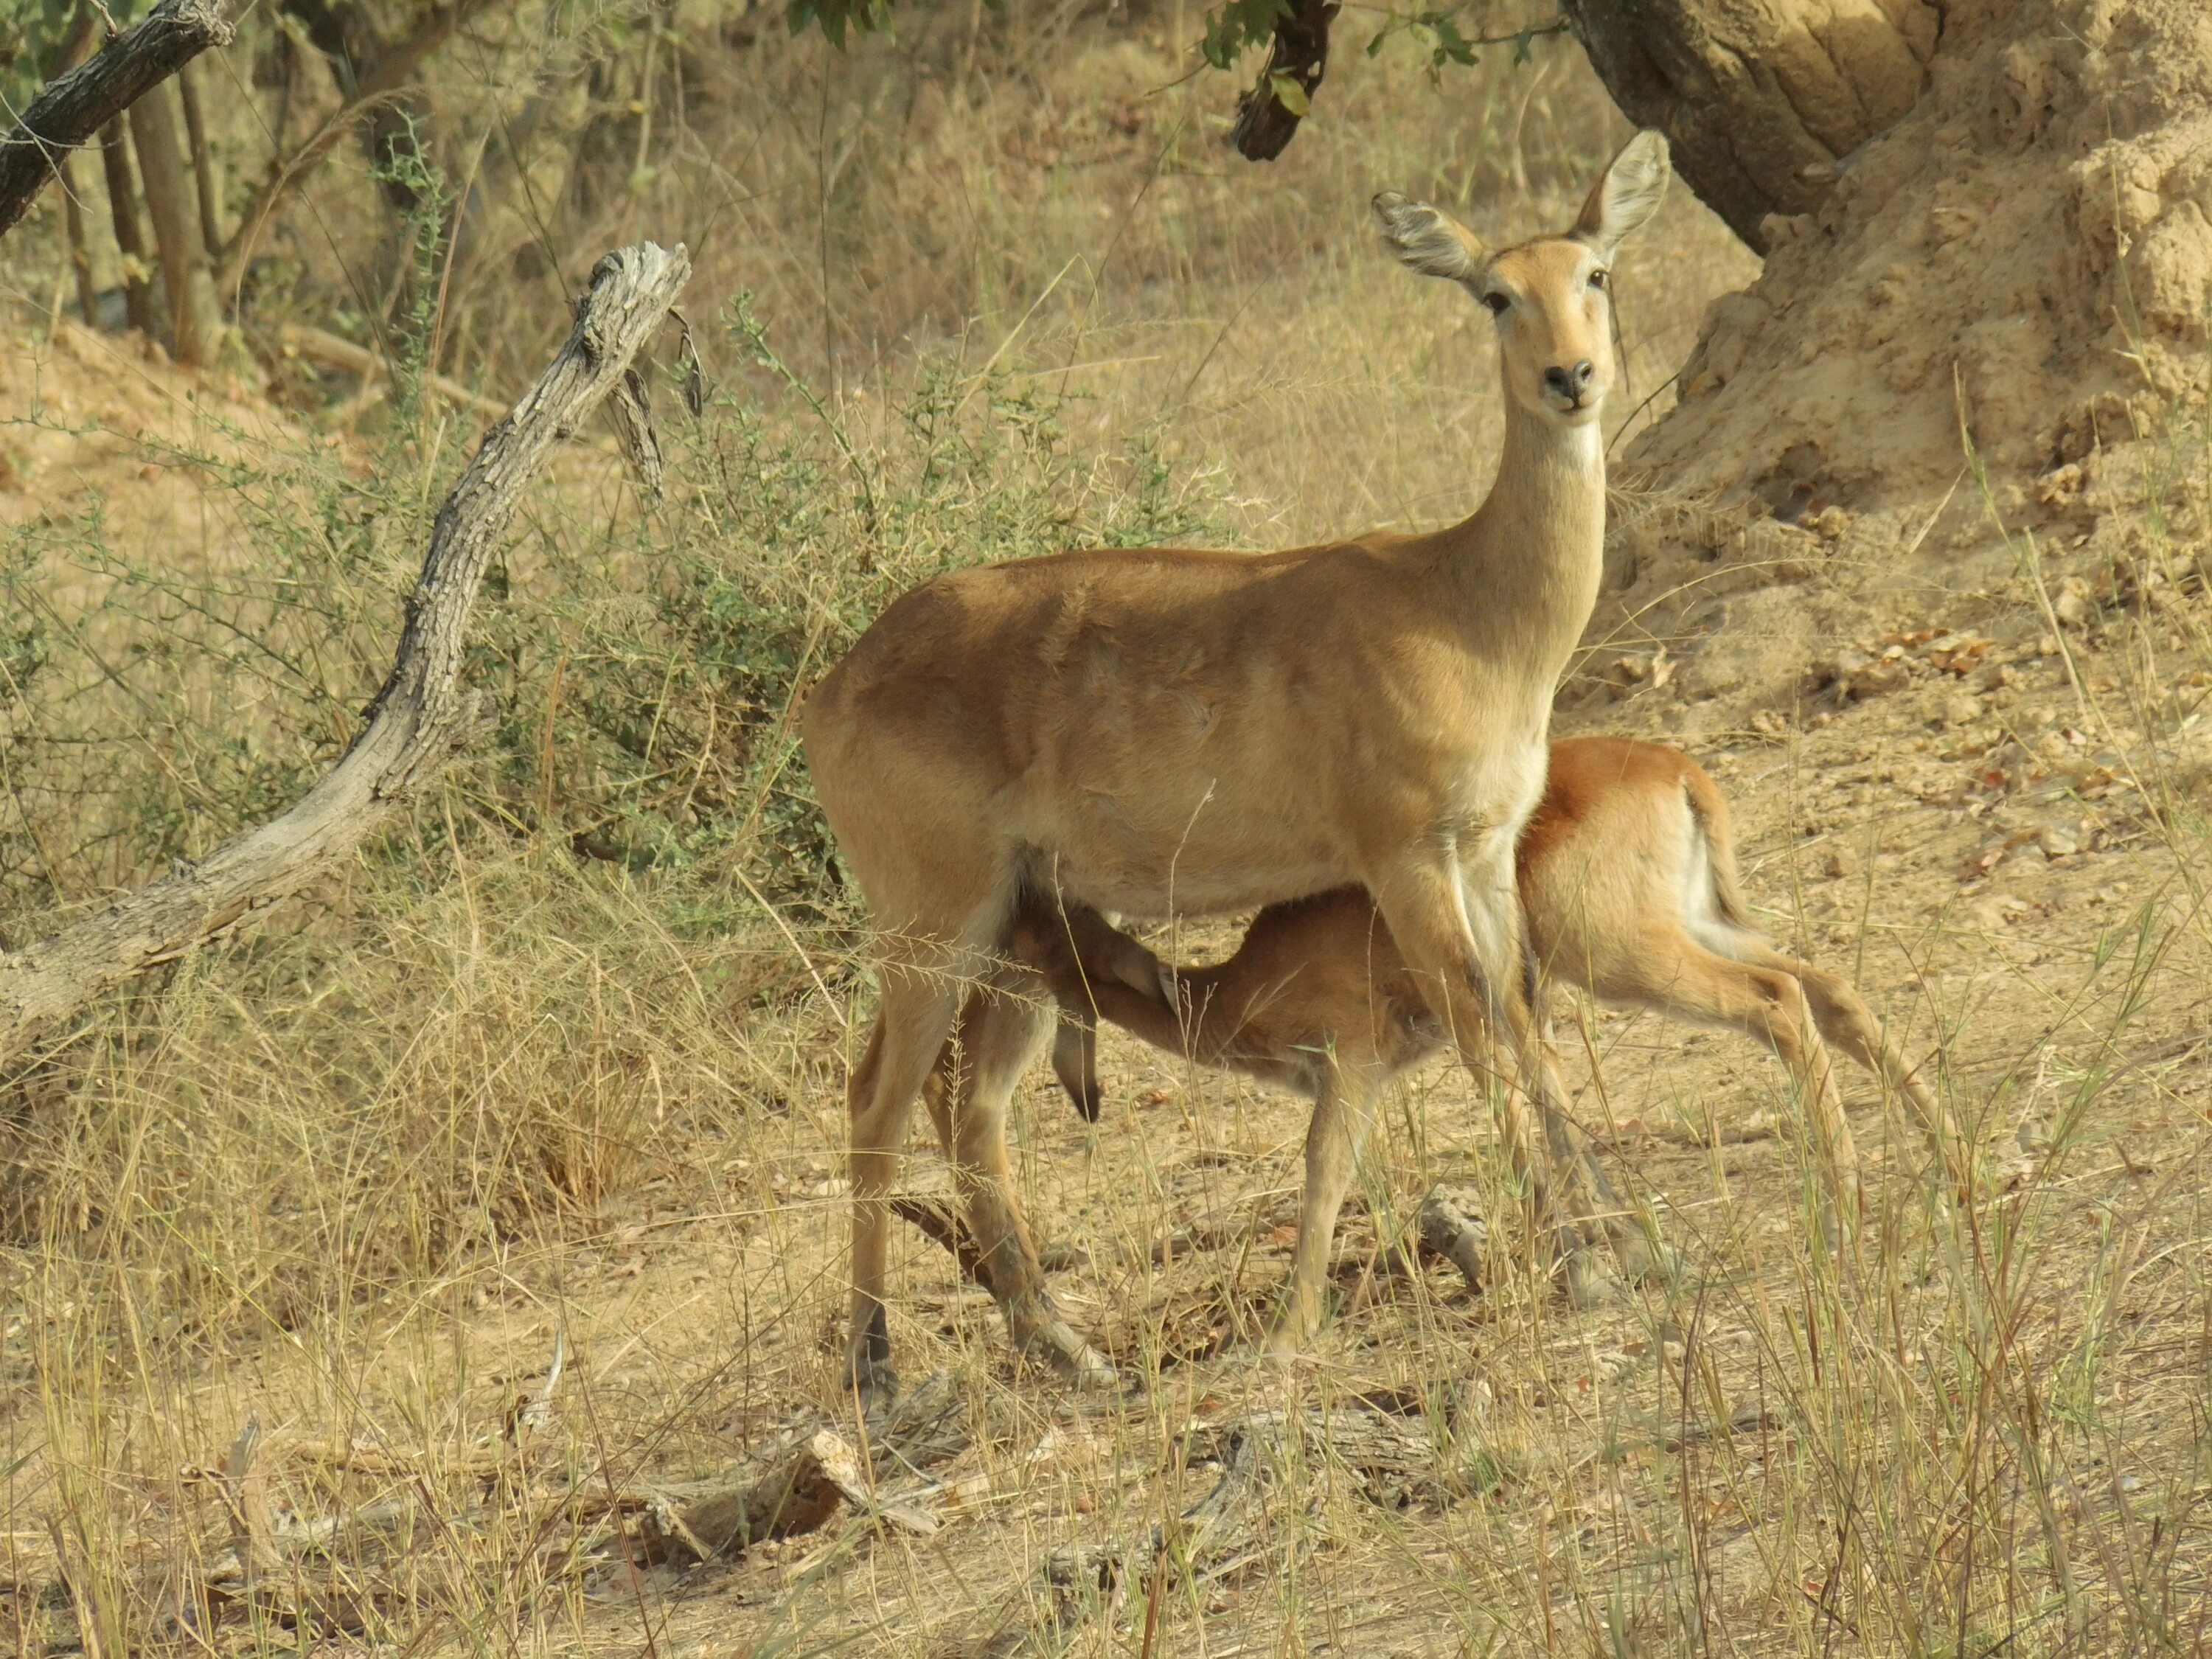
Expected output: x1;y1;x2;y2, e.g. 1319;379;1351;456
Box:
1018;738;1952;1346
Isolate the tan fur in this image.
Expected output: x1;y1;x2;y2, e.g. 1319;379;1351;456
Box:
804;134;1672;1399
1022;739;1962;1346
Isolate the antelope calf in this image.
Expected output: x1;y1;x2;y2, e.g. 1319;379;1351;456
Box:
1021;739;1953;1344
804;133;1671;1403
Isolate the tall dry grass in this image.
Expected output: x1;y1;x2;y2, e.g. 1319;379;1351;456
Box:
5;7;2212;1657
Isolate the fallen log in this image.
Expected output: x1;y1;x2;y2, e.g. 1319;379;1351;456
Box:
274;321;512;425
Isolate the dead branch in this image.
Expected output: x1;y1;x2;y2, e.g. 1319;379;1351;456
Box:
0;243;689;1068
611;1370;968;1561
1413;1185;1486;1292
1228;0;1338;163
0;0;234;240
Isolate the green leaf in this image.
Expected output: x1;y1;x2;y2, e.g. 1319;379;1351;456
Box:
1268;70;1310;116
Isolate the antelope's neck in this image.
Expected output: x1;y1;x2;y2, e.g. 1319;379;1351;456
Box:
1443;403;1607;681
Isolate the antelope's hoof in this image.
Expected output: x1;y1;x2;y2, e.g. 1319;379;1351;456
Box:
845;1350;901;1413
845;1306;900;1411
1022;1315;1119;1391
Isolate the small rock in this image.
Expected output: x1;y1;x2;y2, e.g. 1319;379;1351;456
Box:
2052;576;2092;627
1825;848;1858;879
1941;691;1984;728
2038;824;2080;858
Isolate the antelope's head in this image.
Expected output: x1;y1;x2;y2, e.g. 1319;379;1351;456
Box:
1373;131;1671;428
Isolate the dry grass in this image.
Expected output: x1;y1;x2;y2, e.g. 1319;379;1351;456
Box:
5;11;2212;1658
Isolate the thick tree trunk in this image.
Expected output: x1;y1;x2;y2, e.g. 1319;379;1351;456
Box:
1575;0;2212;511
0;243;690;1070
97;120;161;335
1563;0;1939;254
128;78;225;364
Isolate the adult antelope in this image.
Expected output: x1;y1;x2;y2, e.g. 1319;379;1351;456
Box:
804;132;1672;1402
1023;738;1959;1343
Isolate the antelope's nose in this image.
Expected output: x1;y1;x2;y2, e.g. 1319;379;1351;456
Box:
1543;360;1596;401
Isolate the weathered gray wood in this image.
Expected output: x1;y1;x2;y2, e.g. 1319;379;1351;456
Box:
0;243;689;1066
623;1371;967;1561
0;0;234;240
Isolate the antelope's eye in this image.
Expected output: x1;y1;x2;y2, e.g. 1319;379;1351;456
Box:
1588;268;1610;291
1481;291;1510;315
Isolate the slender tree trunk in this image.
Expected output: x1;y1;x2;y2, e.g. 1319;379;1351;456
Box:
178;58;226;253
98;120;159;336
59;153;99;325
128;78;225;364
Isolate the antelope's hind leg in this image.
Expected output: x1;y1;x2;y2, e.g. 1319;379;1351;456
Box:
1649;941;1863;1239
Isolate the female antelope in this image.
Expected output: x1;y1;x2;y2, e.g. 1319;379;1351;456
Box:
1023;738;1959;1345
804;133;1672;1402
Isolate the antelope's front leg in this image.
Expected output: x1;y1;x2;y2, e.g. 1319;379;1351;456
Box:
1269;1057;1388;1353
1369;852;1628;1304
1461;833;1656;1284
930;989;1117;1388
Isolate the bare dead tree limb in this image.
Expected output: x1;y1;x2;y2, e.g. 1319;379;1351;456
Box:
0;0;234;240
0;241;689;1069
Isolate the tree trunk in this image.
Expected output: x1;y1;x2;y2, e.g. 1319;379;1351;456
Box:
177;57;225;253
59;153;100;326
0;242;689;1069
98;120;160;336
1563;0;1939;254
1571;0;2212;512
128;78;225;364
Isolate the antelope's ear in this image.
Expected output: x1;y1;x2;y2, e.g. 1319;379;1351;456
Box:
1573;129;1671;256
1372;192;1486;285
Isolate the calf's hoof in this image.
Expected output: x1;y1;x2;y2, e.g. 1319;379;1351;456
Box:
1561;1246;1624;1310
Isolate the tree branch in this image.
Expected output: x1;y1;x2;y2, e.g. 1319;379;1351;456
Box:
0;0;234;240
1229;0;1338;163
0;241;689;1069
